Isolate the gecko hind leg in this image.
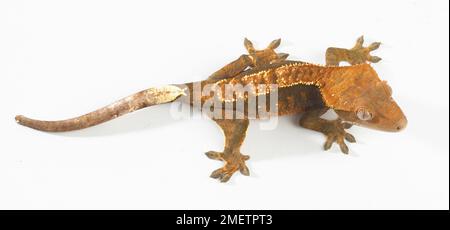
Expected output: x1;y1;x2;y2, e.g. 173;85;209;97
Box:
208;54;253;81
205;118;250;182
208;38;289;81
299;109;356;154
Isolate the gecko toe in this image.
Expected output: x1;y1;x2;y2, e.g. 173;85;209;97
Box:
210;167;236;182
220;174;232;183
239;163;250;176
205;151;223;160
241;154;250;161
338;139;349;154
324;135;335;150
343;123;353;129
344;133;356;143
210;168;225;179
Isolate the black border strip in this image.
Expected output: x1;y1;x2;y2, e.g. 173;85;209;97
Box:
0;210;448;228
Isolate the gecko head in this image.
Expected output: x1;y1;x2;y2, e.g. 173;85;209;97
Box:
329;65;407;132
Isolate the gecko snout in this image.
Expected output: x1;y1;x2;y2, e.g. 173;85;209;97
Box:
394;117;407;131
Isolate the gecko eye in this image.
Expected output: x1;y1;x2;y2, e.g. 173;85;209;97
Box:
356;107;373;121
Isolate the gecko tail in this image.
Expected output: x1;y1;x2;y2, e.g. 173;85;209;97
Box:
15;85;186;132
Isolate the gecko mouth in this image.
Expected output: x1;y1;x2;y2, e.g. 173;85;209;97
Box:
376;116;407;132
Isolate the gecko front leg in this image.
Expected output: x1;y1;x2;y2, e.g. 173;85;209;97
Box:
299;109;356;154
325;36;382;66
205;118;250;182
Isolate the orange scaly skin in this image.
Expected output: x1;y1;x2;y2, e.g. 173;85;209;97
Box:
15;37;407;183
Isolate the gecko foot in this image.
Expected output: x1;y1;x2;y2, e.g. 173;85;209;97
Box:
322;119;356;154
326;35;382;66
244;38;289;67
349;35;382;64
205;151;250;182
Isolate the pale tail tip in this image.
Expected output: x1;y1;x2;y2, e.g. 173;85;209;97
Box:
15;115;23;123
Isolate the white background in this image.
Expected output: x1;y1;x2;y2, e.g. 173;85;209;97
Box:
0;0;448;210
